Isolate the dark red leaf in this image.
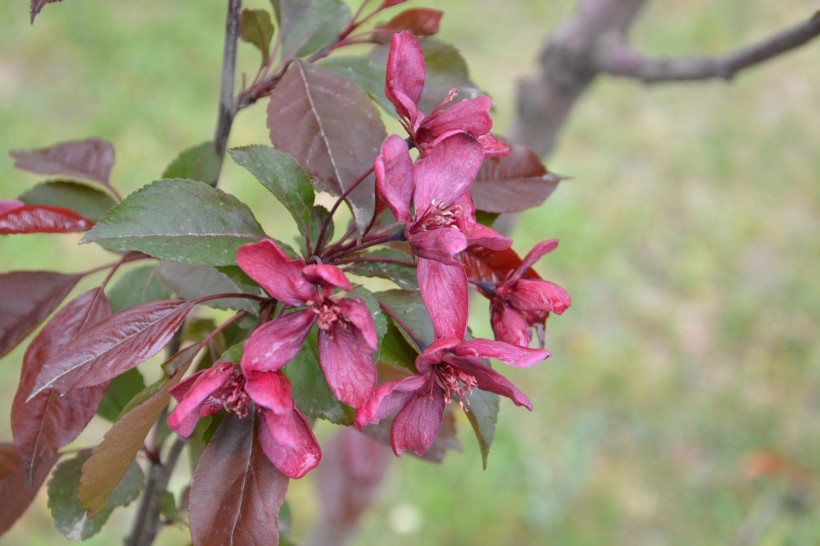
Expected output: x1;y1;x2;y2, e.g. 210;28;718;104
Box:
459;245;540;286
0;204;93;234
267;61;386;234
374;8;444;42
471;144;563;213
0;443;59;536
315;428;389;526
29;299;193;396
0;271;82;359
11;289;111;483
189;413;288;546
10;138;115;188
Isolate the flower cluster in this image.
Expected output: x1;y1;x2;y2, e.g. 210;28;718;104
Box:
167;31;570;476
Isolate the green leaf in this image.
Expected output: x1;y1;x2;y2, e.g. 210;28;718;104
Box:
83;179;266;266
229;146;314;238
465;389;500;469
285;332;353;425
344;248;418;290
278;0;351;59
48;451;143;541
18;180;117;222
96;368;146;422
375;289;435;348
474;210;500;228
377;321;418;372
155;261;260;314
162;142;221;185
319;55;396;115
240;9;275;65
107;265;173;314
347;286;387;347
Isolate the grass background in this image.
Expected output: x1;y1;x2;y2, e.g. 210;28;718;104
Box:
1;0;819;544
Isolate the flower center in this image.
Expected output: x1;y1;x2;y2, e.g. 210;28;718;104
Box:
414;199;462;232
434;364;478;411
218;372;251;418
314;299;343;331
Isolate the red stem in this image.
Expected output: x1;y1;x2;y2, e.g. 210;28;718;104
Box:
336;256;416;267
314;165;375;254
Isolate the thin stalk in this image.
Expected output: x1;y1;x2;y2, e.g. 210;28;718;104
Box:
314;165;375;254
335;256;416;267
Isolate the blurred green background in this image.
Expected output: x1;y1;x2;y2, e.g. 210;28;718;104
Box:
2;1;819;545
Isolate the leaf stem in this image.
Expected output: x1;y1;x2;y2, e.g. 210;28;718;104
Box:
335;256;416;267
314;165;375;254
193;292;270;305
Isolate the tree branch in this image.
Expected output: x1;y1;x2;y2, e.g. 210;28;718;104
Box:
596;14;820;83
213;0;242;171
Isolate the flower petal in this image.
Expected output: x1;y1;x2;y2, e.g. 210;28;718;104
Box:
244;370;293;414
385;31;425;123
317;321;377;409
408;228;467;263
339;298;378;351
168;362;233;438
258;407;321;479
301;264;352;292
454;338;549;367
236;239;316;306
355;374;427;429
508;279;571;315
508;239;560;284
241;310;314;374
0;200;23;215
391;385;445;456
415;337;460;373
490;300;531;347
413;133;484;211
417;96;493;147
375;135;414;223
453;358;533;410
417;258;468;341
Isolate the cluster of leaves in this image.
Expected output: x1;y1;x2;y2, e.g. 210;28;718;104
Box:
3;1;568;545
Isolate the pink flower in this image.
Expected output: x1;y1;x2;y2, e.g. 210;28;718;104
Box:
385;31;509;157
376;132;510;339
486;240;571;347
355;336;548;456
167;362;320;479
237;239;378;409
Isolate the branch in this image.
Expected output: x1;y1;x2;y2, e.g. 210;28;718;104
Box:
596;14;820;83
213;0;242;171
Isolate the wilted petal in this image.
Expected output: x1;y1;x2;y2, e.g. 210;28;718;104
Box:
477;133;512;157
508;239;560;284
385;31;425;123
355;374;427;429
408;228;467;264
454;338;549;367
453;358;533;410
302;264;352;292
375;135;414;223
413;133;484;210
417;96;493;146
241;310;314;374
417;258;468;341
236;239;316;306
490;300;531;347
244;370;293;415
258;407;321;479
318;321;377;409
508;279;571;315
168;363;234;437
391;385;446;456
339;298;378;351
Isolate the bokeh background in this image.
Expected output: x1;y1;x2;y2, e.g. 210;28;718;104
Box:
2;1;819;544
